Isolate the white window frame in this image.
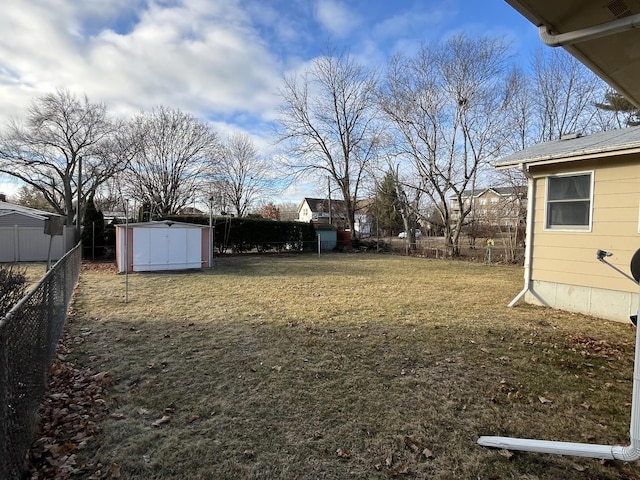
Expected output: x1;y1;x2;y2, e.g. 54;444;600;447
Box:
544;171;594;232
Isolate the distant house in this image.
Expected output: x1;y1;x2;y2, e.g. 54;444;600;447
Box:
494;127;640;322
297;197;372;236
450;187;527;229
177;206;205;216
0;201;74;262
298;198;346;225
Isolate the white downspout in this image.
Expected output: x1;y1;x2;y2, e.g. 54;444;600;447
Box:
479;293;640;461
538;14;640;47
508;164;534;307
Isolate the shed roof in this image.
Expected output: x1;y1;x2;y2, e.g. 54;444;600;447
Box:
116;220;207;229
494;126;640;169
0;201;63;220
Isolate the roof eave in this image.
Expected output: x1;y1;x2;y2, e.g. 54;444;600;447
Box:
495;145;640;170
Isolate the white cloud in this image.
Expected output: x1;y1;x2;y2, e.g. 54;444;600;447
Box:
0;0;285;125
314;0;360;38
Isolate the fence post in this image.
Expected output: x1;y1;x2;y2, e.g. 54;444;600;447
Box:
0;323;7;480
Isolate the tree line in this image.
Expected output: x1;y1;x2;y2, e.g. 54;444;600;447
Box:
0;33;636;255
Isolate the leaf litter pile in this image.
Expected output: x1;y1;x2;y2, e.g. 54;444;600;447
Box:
25;255;640;479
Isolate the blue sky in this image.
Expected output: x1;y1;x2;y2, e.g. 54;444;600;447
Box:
0;0;541;201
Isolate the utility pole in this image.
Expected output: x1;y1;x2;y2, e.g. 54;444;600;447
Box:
327;176;332;225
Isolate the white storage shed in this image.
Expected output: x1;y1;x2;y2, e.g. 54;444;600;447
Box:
116;221;210;273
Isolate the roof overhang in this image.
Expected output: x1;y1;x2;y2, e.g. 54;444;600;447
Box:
494;125;640;169
505;0;640;106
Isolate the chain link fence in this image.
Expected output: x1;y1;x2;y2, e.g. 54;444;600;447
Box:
0;242;82;480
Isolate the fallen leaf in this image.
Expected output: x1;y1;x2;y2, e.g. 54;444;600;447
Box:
151;415;170;427
187;414;200;423
385;454;393;467
91;371;112;385
336;448;352;459
422;448;434;459
243;450;255;459
538;396;553;405
272;365;282;372
403;435;421;453
580;402;591;410
573;463;586;472
498;449;513;459
374;463;382;471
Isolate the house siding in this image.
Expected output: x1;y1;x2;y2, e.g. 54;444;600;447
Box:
526;156;640;321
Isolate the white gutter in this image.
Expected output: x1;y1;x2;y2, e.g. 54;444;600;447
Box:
539;14;640;47
508;164;534;307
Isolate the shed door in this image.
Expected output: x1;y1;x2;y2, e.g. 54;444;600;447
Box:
133;227;202;271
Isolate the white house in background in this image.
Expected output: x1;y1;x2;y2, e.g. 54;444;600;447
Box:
297;197;372;236
298;198;346;224
0;201;73;262
115;220;210;273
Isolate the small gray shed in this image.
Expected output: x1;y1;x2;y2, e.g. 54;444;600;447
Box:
0;201;74;262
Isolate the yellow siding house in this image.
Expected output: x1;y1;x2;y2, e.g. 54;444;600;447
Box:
495;127;640;322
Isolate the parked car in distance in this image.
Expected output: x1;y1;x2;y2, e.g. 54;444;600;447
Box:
398;230;422;239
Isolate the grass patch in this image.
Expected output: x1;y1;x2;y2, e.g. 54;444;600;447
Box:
65;254;639;479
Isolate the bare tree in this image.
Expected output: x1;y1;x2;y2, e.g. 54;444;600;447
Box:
531;48;603;141
380;34;514;256
213;132;273;217
124;106;221;217
13;185;55;212
0;90;126;229
277;48;381;241
276;201;299;221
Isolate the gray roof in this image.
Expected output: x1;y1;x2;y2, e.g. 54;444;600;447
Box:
494;126;640;168
0;201;62;219
298;197;346;213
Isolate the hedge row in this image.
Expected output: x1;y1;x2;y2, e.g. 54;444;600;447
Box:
163;215;317;253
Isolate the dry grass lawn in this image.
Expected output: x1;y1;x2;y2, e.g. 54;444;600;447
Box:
64;254;640;479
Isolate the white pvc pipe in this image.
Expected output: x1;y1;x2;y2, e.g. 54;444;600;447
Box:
539;14;640;47
508;165;535;307
478;436;617;459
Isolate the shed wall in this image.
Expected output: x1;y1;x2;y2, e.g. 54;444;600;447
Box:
0;226;74;262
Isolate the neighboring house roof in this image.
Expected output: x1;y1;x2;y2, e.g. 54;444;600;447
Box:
495;126;640;169
0;201;62;220
177;207;205;215
454;186;527;199
298;197;346;213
